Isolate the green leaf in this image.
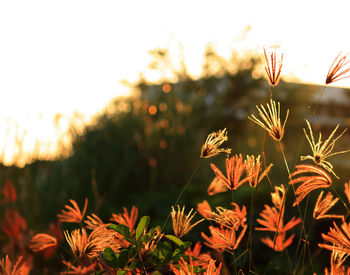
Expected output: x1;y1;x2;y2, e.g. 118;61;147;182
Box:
129;261;137;270
103;247;117;268
108;224;130;237
164;234;184;246
118;249;129;269
158;241;172;260
108;224;136;245
136;216;150;240
172;242;192;258
153;225;162;233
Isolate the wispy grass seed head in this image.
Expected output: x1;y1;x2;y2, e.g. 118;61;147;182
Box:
245;155;273;187
171;205;203;238
249;99;289;141
289;164;333;206
301;120;350;178
313;191;342;220
57;198;88;224
263;46;284;86
319;221;350;257
29;233;58;253
209;204;246;230
326;52;350;85
200;128;231;158
210;154;251;190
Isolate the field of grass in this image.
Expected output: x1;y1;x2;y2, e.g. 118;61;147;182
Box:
2;48;350;274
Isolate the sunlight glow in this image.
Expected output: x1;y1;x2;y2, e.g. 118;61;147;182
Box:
0;0;350;165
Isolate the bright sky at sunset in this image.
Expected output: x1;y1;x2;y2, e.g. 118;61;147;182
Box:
0;0;349;166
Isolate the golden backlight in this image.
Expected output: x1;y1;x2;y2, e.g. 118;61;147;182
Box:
0;0;349;166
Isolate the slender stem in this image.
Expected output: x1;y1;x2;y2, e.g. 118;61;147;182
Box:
279;141;290;175
292;85;327;169
231;251;237;275
230;188;238;275
278;140;314;273
248;187;257;272
288;86;328;273
292;195;310;270
283;248;292;273
161;158;202;231
261;132;273;189
311;85;327;117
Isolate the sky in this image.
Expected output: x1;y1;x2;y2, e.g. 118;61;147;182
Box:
0;0;350;165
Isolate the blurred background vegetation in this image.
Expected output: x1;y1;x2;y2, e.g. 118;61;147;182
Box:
2;46;350;273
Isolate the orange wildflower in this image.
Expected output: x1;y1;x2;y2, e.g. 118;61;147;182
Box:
86;224;120;258
255;204;301;233
3;180;17;202
171;205;203;238
84;214;104;230
0;255;30;275
29;233;57;253
313;191;342;220
172;255;222;275
248;99;289;141
185;242;212;269
209;203;246;230
301;120;350;178
1;209;27;243
204;259;222;275
197;200;212;219
271;184;285;210
200;128;231;158
110;206;138;232
263;46;283;86
201;224;247;253
61;261;97;275
324;251;350;275
43;222;63;259
210;154;250;190
207;176;228;196
256;185;301;252
319;221;350;256
261;232;295;252
289;164;332;206
326;52;350;85
57;198;88;223
170;257;195;275
64;228;88;258
245;155;273;187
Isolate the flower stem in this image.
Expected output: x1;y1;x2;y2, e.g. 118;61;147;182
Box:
248;187;257;272
279;141;290;176
161;158;202;231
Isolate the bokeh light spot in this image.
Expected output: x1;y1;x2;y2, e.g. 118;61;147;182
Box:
149;158;157;167
148;105;157;115
159;140;168;149
162;83;171;93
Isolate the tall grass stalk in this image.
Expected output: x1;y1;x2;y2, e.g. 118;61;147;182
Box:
248;186;258;272
161;158;202;231
277;140;315;273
